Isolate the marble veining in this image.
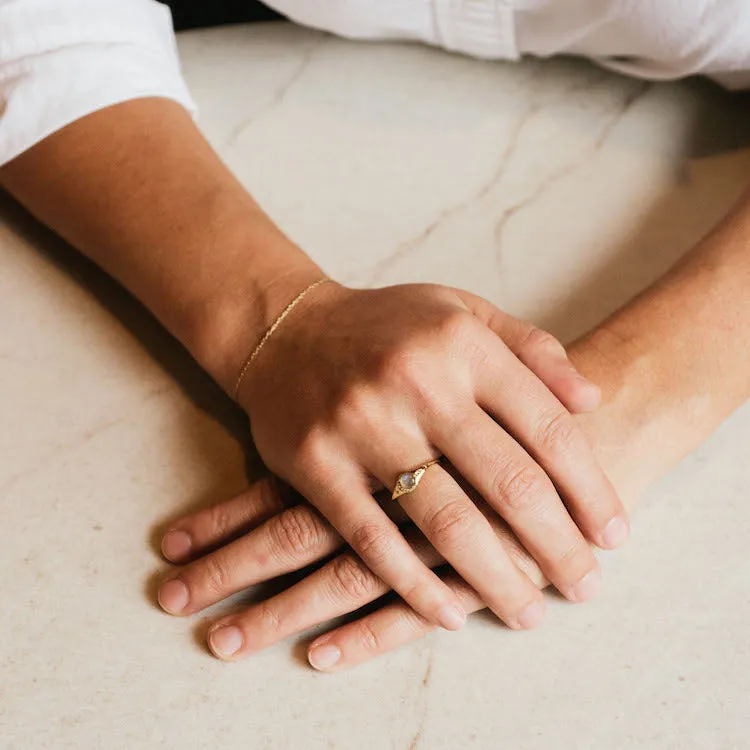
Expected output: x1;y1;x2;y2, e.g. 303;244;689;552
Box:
1;22;750;750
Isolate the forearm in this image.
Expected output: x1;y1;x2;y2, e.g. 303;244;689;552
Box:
3;94;747;463
569;187;750;504
0;98;322;393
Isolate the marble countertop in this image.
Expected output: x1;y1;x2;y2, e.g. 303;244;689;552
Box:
2;23;750;750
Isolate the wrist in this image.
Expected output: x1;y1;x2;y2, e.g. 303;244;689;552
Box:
1;98;329;400
567;325;673;508
181;216;326;396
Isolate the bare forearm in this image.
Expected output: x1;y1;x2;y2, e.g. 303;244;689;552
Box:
569;187;750;503
3;94;747;471
0;98;322;393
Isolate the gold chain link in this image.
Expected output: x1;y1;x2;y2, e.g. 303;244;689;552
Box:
232;277;333;401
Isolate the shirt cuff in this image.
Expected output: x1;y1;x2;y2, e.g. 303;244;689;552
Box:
0;0;196;166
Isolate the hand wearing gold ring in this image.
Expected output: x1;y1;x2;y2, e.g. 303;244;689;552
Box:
160;281;629;635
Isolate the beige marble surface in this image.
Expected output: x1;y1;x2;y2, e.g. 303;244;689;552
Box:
2;22;750;750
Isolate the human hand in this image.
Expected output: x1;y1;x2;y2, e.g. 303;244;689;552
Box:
160;283;627;634
158;473;541;668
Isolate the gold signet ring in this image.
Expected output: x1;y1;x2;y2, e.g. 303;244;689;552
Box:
391;458;441;500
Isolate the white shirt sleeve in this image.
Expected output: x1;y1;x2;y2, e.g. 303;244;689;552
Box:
0;0;196;166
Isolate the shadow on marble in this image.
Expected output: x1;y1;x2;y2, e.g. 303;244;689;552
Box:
0;192;267;560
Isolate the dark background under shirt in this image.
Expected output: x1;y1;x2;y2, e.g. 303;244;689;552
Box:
160;0;283;31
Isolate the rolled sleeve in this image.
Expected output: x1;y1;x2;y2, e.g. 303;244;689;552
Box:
0;0;196;165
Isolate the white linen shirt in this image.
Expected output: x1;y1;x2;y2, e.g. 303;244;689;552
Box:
2;0;750;166
0;0;195;165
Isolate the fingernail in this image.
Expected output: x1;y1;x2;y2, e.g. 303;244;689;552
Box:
570;568;602;602
209;625;243;659
517;600;545;629
602;516;629;548
308;643;342;671
161;529;192;561
157;578;189;614
437;604;467;631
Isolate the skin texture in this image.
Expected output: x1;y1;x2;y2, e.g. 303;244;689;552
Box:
3;97;749;669
0;98;628;634
159;181;750;670
234;280;626;631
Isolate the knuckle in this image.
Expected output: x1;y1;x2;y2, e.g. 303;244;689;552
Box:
350;522;395;567
435;311;481;366
330;554;379;601
556;542;591;572
521;327;566;356
293;430;328;468
379;344;425;392
436;308;474;344
334;383;371;421
256;601;282;635
399;606;431;637
271;507;325;558
206;502;233;539
495;463;545;512
355;619;382;653
201;555;231;597
380;315;471;380
422;499;474;547
536;410;577;454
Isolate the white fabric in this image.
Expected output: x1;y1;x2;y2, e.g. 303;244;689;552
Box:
265;0;750;89
1;0;749;166
0;0;195;165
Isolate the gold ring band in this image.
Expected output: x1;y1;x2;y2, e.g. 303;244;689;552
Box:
391;458;441;500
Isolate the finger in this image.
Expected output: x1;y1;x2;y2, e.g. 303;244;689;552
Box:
205;527;440;660
161;476;287;563
473;328;629;551
470;491;548;588
297;454;468;631
364;451;545;630
345;402;547;628
307;569;486;672
510;327;601;413
433;404;601;602
207;506;545;661
454;288;600;413
157;504;341;616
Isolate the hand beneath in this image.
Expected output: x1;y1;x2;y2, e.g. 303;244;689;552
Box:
159;472;550;669
159;283;627;636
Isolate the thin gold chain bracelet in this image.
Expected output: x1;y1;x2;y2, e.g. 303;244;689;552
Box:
232;277;333;402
